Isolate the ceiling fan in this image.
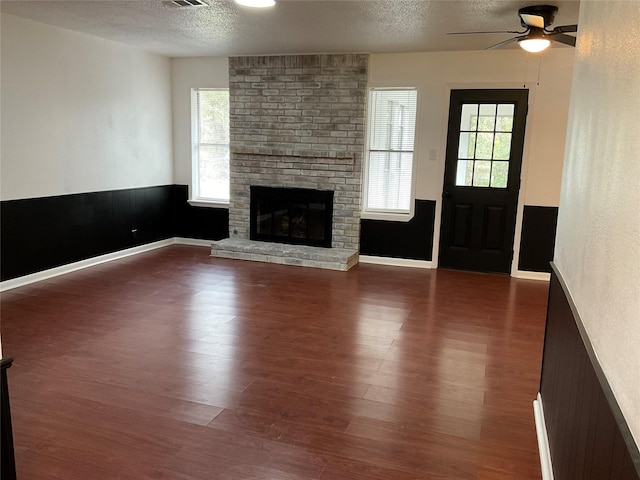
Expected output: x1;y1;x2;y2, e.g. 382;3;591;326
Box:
449;5;578;53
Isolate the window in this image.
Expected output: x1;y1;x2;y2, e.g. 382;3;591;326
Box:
364;88;417;214
192;88;230;203
456;103;515;188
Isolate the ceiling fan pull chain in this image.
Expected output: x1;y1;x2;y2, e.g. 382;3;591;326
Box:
537;55;542;86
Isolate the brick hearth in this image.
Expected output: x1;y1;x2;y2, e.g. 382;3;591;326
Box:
211;238;359;271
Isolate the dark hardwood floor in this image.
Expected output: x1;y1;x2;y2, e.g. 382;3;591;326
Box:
1;245;549;479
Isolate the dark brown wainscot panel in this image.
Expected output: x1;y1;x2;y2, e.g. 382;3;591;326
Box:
540;263;640;479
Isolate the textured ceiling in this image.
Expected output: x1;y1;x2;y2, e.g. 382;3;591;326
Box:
0;0;580;57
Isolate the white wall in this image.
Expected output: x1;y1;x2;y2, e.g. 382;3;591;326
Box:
554;0;640;446
0;13;173;201
369;49;575;207
171;57;229;193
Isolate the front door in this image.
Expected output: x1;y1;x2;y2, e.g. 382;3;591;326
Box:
438;89;528;274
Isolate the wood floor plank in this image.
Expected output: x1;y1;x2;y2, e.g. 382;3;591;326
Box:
1;245;548;479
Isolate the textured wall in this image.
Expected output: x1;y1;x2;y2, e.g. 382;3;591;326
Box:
554;0;640;446
171;57;229;189
0;13;173;201
227;55;367;250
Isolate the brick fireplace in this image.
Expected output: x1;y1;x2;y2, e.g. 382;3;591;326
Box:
211;54;368;270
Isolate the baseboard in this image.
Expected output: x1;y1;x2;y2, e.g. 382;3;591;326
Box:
0;239;178;292
174;237;213;247
534;393;554;480
359;259;549;276
358;255;432;269
514;270;551;281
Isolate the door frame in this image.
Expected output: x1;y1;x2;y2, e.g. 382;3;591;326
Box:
431;82;539;276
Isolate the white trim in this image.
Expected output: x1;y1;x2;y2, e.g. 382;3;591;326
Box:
191;88;199;200
359;255;432;269
191;87;230;204
513;270;551;281
534;393;555;480
0;238;213;292
363;87;419;219
174;237;213;247
187;199;229;208
360;211;415;222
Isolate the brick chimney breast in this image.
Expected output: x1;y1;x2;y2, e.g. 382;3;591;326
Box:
228;54;368;251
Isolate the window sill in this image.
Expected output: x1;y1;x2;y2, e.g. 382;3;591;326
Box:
361;211;414;223
188;199;229;209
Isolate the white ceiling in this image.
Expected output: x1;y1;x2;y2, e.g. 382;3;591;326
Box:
0;0;580;58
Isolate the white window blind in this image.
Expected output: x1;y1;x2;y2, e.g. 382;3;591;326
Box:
365;88;417;213
192;88;230;203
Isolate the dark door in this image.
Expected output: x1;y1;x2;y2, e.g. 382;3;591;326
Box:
438;89;528;274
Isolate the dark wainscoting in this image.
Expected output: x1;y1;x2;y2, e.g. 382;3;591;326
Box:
518;205;558;273
173;185;229;242
359;200;435;261
359;202;556;266
1;185;229;281
540;263;640;479
1;358;16;480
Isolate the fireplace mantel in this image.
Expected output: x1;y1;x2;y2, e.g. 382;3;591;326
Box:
231;146;356;161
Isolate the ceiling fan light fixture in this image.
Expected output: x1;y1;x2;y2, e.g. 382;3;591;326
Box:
234;0;275;7
518;37;551;53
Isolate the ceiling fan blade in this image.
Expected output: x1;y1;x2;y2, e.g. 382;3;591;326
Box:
549;32;577;47
485;36;522;50
447;30;524;35
551;24;578;34
519;13;545;29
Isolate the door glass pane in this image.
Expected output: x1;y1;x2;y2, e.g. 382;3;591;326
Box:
456;160;474;186
493;133;512;160
460;104;478;131
455;101;516;189
473;161;491;187
490;161;509;188
496;104;514;132
476;133;494;159
458;132;476;159
478;104;497;131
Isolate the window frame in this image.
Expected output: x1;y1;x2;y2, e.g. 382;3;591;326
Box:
362;87;419;222
190;87;230;207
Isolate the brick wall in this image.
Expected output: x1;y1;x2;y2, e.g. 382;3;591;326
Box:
228;54;368;251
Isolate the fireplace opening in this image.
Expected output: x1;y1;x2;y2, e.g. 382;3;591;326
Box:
250;186;334;248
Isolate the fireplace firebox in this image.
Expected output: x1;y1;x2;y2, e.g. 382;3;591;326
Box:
250;186;334;248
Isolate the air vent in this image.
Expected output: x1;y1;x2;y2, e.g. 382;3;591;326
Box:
171;0;209;7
